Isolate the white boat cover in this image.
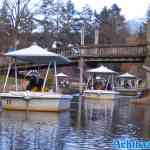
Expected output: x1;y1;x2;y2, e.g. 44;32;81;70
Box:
118;72;136;78
87;65;117;74
5;44;70;64
56;72;68;77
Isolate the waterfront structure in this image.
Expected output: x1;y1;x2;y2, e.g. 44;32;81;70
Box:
0;44;72;112
115;72;143;96
83;65;119;100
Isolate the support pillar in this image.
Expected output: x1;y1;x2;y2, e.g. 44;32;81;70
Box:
15;62;18;91
94;25;99;55
79;57;84;93
42;62;51;92
145;21;150;88
79;25;85;93
94;28;99;45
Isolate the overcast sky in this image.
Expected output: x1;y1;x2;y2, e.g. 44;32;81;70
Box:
70;0;149;20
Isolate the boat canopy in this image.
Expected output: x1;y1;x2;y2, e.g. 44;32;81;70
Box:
87;65;118;74
56;72;68;77
118;72;136;79
5;44;70;64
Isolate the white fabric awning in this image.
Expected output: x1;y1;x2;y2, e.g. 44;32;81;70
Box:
5;44;70;64
56;72;68;77
87;65;118;74
118;72;136;78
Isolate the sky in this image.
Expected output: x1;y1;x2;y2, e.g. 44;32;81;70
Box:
70;0;150;20
0;0;148;21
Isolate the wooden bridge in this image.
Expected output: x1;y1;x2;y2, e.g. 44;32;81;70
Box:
51;43;147;63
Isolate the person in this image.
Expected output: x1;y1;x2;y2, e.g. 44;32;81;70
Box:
26;76;37;91
107;83;112;90
36;78;44;91
94;81;104;90
124;81;129;88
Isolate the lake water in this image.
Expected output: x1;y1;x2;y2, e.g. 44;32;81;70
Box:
0;96;149;150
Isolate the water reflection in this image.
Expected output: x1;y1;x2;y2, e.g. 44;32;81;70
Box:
130;104;150;139
0;111;71;150
67;97;115;149
0;96;149;149
112;97;150;140
81;98;114;130
111;98;139;138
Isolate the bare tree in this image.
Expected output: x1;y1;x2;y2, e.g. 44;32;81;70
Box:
1;0;35;48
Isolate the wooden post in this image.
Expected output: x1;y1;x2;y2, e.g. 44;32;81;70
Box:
79;25;85;93
91;74;94;90
146;21;150;88
15;62;18;91
79;58;84;93
94;28;99;45
81;25;85;46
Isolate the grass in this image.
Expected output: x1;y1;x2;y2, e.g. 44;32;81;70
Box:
0;75;22;92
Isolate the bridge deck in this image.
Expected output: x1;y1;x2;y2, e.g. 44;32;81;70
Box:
51;44;147;62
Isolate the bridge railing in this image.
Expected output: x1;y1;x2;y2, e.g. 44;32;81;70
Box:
51;44;147;58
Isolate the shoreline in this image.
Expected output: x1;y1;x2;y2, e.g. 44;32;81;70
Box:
131;90;150;105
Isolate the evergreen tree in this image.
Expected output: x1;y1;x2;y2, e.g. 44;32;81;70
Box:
94;4;129;44
79;4;94;44
61;0;76;31
147;5;150;21
58;0;80;45
95;7;111;43
38;0;55;32
0;0;10;25
109;4;128;43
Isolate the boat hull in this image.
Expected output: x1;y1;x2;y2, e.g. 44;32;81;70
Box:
115;88;140;96
84;94;115;100
83;90;119;100
0;92;72;112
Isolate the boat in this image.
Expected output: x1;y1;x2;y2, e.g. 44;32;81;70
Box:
84;89;119;100
0;43;73;112
115;72;144;96
83;65;120;100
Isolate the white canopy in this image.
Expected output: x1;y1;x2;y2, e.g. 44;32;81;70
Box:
56;72;68;77
118;72;136;79
5;44;70;64
87;65;117;74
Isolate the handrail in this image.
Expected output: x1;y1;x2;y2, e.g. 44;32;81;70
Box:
51;45;147;58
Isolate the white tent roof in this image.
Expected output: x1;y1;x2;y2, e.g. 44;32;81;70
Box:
56;72;68;77
87;65;118;74
118;72;136;78
5;44;70;64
